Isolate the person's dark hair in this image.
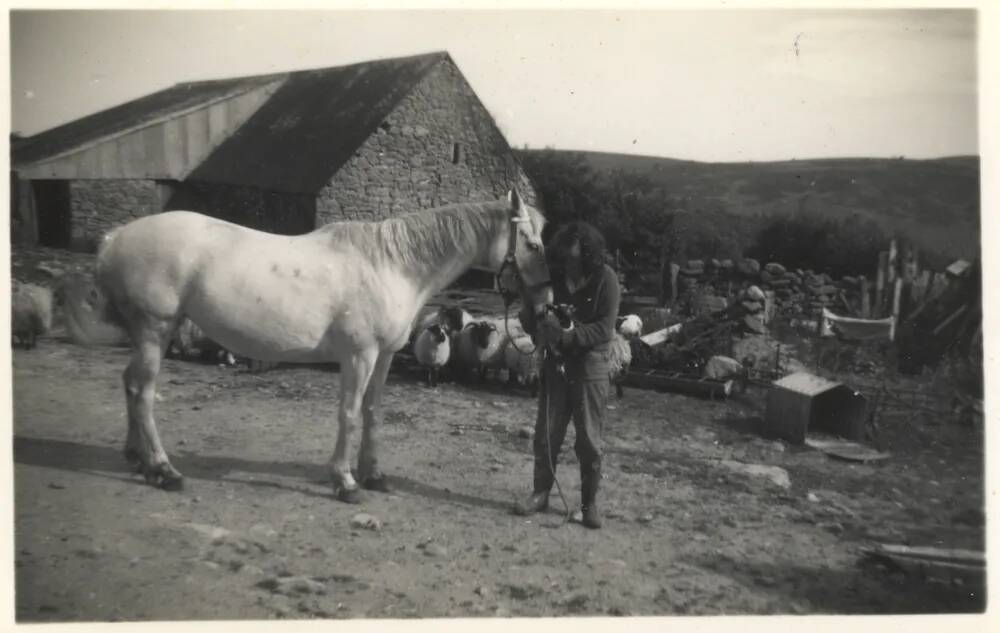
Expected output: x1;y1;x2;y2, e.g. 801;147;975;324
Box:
548;221;607;277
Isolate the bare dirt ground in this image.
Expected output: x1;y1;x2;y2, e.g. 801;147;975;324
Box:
12;324;985;622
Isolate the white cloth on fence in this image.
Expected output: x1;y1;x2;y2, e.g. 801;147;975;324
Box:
820;308;896;342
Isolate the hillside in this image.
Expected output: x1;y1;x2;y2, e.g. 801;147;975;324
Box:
518;150;981;260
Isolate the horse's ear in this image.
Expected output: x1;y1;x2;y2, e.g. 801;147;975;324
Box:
508;188;528;219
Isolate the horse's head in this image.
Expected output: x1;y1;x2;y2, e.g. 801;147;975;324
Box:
497;188;553;316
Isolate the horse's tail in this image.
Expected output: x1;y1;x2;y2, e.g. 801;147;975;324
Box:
57;226;131;347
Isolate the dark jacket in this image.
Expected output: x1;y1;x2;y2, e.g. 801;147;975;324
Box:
519;263;622;382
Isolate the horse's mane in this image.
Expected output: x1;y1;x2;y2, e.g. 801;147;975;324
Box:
318;199;544;271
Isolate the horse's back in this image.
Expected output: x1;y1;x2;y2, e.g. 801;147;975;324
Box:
97;210;424;361
98;211;265;318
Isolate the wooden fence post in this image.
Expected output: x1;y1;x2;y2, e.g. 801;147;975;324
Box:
860;275;871;318
875;251;888;318
898;246;918;321
890;277;903;341
888;239;898;285
669;263;680;305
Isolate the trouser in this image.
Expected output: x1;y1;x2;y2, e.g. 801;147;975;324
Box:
532;366;608;494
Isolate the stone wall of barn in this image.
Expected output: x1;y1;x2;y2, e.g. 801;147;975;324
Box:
164;181;316;235
67;179;162;251
315;60;537;225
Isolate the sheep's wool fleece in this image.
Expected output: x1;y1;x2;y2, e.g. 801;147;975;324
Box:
607;332;632;376
704;355;743;379
618;314;643;337
504;336;540;382
457;327;503;368
414;329;450;368
12;284;53;334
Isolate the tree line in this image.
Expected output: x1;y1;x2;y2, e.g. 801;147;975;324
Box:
518;149;949;278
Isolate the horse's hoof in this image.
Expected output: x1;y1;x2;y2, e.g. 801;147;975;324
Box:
142;464;184;491
336;486;365;504
361;474;392;493
159;474;185;492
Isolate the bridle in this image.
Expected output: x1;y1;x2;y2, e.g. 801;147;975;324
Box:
495;213;552;310
496;210;552;356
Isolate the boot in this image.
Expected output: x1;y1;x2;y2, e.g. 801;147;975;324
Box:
512;489;549;516
512;461;553;516
580;462;603;529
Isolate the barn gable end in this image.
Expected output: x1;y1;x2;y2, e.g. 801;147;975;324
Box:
316;56;534;224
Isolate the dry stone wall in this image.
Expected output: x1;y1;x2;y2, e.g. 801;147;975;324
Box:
67;179;161;251
165;181;315;235
673;257;864;320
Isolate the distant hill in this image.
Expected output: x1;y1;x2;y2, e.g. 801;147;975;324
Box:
517;150;981;260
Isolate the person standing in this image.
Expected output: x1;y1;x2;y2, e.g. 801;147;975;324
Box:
513;221;621;529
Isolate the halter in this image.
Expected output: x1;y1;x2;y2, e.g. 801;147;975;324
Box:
496;214;552;309
496;210;554;358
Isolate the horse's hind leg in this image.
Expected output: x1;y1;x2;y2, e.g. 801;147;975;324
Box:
123;320;183;490
330;348;378;503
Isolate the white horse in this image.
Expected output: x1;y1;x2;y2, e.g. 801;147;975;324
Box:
61;189;552;503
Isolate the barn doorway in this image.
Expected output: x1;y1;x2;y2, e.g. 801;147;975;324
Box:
32;180;72;249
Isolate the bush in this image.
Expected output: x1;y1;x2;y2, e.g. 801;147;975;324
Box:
747;212;888;276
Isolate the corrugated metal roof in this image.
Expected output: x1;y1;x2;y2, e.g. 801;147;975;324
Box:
12;74;285;166
189;52;446;193
772;371;843;397
13;51;453;194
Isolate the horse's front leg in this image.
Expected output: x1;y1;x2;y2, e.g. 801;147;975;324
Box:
358;351;395;492
330;349;378;504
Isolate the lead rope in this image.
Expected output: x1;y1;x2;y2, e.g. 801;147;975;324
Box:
541;357;574;526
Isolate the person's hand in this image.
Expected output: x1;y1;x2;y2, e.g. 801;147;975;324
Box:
538;312;566;347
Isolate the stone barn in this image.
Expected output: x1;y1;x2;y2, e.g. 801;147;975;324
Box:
10;51;536;251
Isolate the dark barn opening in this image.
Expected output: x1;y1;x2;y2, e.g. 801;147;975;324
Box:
32;180;72;249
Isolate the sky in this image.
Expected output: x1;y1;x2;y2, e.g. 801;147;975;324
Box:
8;7;980;162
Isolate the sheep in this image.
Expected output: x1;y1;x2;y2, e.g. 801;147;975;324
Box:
607;331;633;398
616;313;643;339
11;283;53;350
413;323;451;387
503;335;542;396
454;321;506;382
439;306;473;334
410;305;473;347
168;318;236;365
482;314;527;341
53;273;130;347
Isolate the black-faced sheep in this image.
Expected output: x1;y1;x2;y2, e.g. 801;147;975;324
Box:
616;314;643;339
439;306;473;334
412;306;473;344
413;323;451;387
454;321;505;382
